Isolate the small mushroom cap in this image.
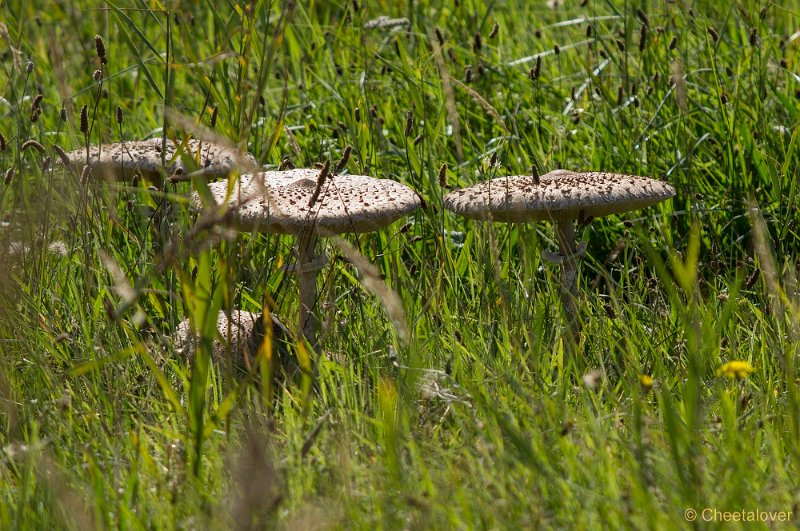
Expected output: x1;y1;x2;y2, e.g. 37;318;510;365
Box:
443;170;675;222
192;168;422;235
57;138;258;181
174;310;296;377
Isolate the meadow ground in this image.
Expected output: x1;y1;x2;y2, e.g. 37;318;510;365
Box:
1;0;800;528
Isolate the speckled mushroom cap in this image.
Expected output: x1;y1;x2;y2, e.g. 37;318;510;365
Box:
443;170;675;222
193;168;422;235
58;138;258;181
174;310;288;366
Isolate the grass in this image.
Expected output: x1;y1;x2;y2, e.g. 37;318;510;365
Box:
1;0;799;528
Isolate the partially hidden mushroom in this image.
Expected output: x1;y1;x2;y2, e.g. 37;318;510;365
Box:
443;169;675;337
174;309;299;380
56;138;258;183
191;168;422;348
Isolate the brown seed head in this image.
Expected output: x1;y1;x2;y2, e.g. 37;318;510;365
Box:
60;107;67;122
489;22;499;39
335;145;352;173
53;145;71;166
531;165;539;184
210;105;218;128
278;156;295;171
116;106;123;125
21;139;45;154
473;32;482;52
93;69;102;81
639;25;647;51
4;168;13;185
636;8;649;26
749;28;759;47
438;162;447;187
0;132;6;152
80;105;88;133
308;160;331;207
669;35;678;50
404;111;413;138
95;35;107;64
435;28;444;46
708;26;719;42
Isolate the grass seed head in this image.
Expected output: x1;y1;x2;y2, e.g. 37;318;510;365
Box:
21;139;45;154
669;35;678;50
473;32;482;52
26;60;33;73
309;160;330;207
79;105;88;133
0;132;6;152
210;105;218;129
95;35;107;64
354;106;360;122
404;111;413;138
335;145;352;173
639;25;647;51
93;69;102;81
708;26;719;42
531;164;539;184
435;28;444;46
59;107;67;122
586;24;592;37
636;8;649;26
489;22;499;39
116;106;123;125
4;167;13;185
749;28;759;47
53;145;70;166
438;162;447;187
279;156;295;170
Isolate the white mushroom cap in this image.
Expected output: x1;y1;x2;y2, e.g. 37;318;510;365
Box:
193;168;422;235
58;138;258;181
443;170;675;222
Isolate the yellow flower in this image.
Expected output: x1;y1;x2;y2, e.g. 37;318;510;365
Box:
639;374;654;391
717;361;755;379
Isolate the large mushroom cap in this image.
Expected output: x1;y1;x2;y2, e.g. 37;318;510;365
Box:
443;170;675;223
193;168;422;235
57;138;258;181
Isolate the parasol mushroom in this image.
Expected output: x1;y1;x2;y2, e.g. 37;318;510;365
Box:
443;169;675;336
174;309;297;379
192;167;422;348
55;138;258;183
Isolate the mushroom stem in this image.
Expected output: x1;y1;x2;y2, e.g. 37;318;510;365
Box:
554;217;580;338
297;230;320;348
